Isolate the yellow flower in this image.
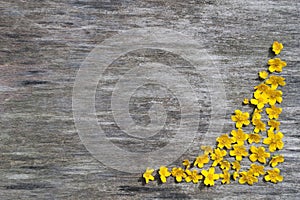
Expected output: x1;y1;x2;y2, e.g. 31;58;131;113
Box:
201;145;213;155
201;167;219;186
220;170;230;184
232;171;240;181
248;133;261;144
268;120;280;131
266;88;283;105
265;75;286;89
272;41;284;55
216;134;235;149
252;109;262;122
231;129;248;145
249;146;270;164
230;144;248;161
269;155;284;167
211;148;227;166
254;84;270;96
231;110;250;128
264;168;283;183
171;167;187;182
143;168;155;184
249;164;265;177
250;92;268;110
268;58;287;73
263;130;284;152
259;70;268;79
232;161;241;171
239;171;258;185
159;166;171;183
182;159;191;169
185;169;203;184
194;154;210;168
252;119;266;133
219;160;231;171
266;105;282;119
243;98;249;104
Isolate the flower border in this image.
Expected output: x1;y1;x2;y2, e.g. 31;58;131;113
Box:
143;41;286;186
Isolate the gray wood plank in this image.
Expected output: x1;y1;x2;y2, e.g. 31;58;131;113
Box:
0;0;299;199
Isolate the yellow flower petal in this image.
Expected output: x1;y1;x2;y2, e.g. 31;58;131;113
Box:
259;71;268;79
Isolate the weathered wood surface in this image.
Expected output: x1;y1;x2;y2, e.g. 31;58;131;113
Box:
0;0;299;199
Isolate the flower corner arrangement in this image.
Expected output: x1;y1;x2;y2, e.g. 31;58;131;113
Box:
142;41;286;186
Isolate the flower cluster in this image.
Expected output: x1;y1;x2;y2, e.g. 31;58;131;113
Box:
143;41;285;186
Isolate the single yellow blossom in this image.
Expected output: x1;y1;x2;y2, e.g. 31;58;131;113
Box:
201;145;213;155
201;167;220;186
159;166;171;183
252;119;266;133
143;168;155;184
231;129;248;145
239;171;258;185
268;58;287;73
254;83;270;95
232;161;241;171
171;167;187;182
251;92;269;110
259;70;268;79
219;160;231;171
194;154;210;168
249;164;265;177
211;148;227;166
220;170;230;184
266;105;282;119
185;169;203;184
269;155;284;167
266;75;286;89
248;133;261;144
232;171;240;181
266;88;283;105
230;144;248;161
263;130;284;152
231;110;250;128
243;98;249;104
216;134;235;149
249;146;270;164
268;120;280;131
182;159;191;169
264;168;283;183
252;109;262;122
272;41;284;55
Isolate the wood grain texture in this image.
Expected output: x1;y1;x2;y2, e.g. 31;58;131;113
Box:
0;0;299;199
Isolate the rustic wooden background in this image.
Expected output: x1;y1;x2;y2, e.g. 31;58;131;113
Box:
1;0;299;199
